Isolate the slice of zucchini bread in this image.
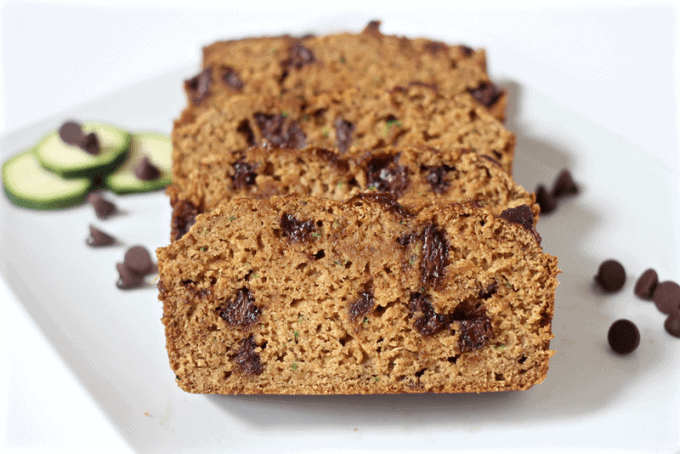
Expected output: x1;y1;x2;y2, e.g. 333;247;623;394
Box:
157;194;558;394
187;21;507;122
172;83;516;185
167;145;537;242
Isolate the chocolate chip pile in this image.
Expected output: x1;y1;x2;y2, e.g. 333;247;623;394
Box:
594;259;680;350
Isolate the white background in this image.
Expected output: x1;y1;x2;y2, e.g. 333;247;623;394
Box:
1;1;679;453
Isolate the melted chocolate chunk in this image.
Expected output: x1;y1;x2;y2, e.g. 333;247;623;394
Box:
282;43;316;69
232;161;257;189
59;121;84;145
408;292;448;336
231;335;264;375
221;66;244;90
253;113;306;148
185;68;212;105
425;165;455;194
479;282;498;300
365;154;409;197
499;204;541;243
80;132;100;155
280;212;316;243
313;148;350;172
423;40;447;54
458;317;493;353
451;300;487;320
362;20;381;34
348;283;375;323
349;192;412;218
334;118;355;153
396;233;416;247
218;288;260;329
171;199;200;241
468;82;503;108
236;119;256;146
420;223;449;290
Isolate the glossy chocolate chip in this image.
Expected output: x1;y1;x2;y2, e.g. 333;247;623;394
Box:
408;292;448;336
221;66;244;90
420;223;449;290
280;213;316;243
468;83;503;108
59;121;84;145
348;284;375;323
124;245;153;275
499;204;541;243
425;165;455;194
595;260;626;292
458;317;493;353
634;269;658;299
231;335;264;375
652;281;680;315
86;225;115;247
185;68;212;105
551;169;578;198
334;118;355;153
134;156;161;181
116;262;144;290
664;310;680;338
253;113;306;149
218;287;260;329
607;319;640;354
80;132;100;155
365;154;409;198
232;161;257;189
171;199;200;241
535;184;557;215
87;193;116;220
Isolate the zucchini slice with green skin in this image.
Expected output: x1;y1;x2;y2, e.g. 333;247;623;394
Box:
34;122;131;179
104;132;172;194
2;149;92;210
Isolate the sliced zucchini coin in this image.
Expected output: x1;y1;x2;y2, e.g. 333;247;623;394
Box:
104;132;172;194
2;149;92;210
35;122;131;179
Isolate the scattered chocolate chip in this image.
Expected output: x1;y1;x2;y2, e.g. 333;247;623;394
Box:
218;288;260;329
232;161;257;189
280;212;316;243
365;154;409;197
458;317;493;353
334;118;355;153
652;281;680;315
634;269;659;299
607;319;640;354
499;204;540;243
124;245;153;275
134;156;161;181
231;335;264;375
116;262;144;290
87;193;116;220
664;310;680;338
79;132;100;155
420;223;449;290
282;43;316;69
253;113;306;148
535;184;557;215
362;20;381;35
348;283;375;323
86;225;115;247
349;192;412;218
595;260;626;292
408;292;448;336
551;169;578;198
59;121;84;145
467;82;503;108
171;199;200;241
423;40;446;54
425;165;455;194
221;66;244;90
185;68;212;105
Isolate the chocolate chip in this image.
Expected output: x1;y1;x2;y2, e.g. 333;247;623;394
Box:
595;260;626;292
535;184;557;215
134;156;161;181
634;269;658;299
282;43;316;69
124;245;153;275
551;169;578;198
218;288;260;329
652;281;680;315
425;165;455;194
79;132;100;155
185;68;212;105
349;192;412;218
280;213;316;243
468;83;503;108
59;121;84;145
420;223;449;290
253;113;306;149
499;204;540;243
460;45;474;57
479;282;498;300
664;311;680;338
231;335;264;375
607;319;640;354
423;40;446;54
171;199;200;241
232;161;257;189
348;283;375;323
408;292;448;336
116;262;144;290
236;119;256;146
458;317;493;353
334;118;355;153
365;154;409;197
221;66;244;90
87;193;116;220
451;300;488;321
86;225;115;247
362;20;381;35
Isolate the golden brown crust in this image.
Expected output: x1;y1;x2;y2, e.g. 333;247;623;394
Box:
157;196;558;395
